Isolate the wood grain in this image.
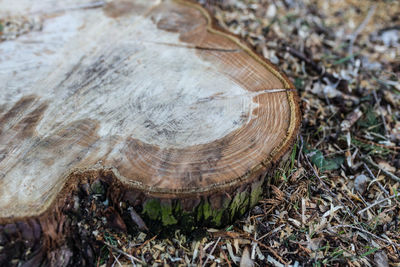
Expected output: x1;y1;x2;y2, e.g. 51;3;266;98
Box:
0;0;300;222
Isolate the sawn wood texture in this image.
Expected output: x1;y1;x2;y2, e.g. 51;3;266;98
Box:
0;0;300;222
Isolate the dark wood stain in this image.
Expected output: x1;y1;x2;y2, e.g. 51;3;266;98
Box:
31;119;100;167
16;102;49;138
155;5;205;35
103;1;138;18
51;119;100;147
0;95;37;133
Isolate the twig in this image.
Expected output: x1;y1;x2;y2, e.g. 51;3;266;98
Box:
362;156;400;183
348;4;376;61
354;136;400;151
135;234;157;253
267;255;285;267
251;238;288;266
363;163;390;196
103;242;145;265
284;46;339;83
385;80;400;93
358;194;397;214
297;135;304;167
328;225;400;247
111;254;122;267
221;249;232;267
202;237;221;267
256;224;285;241
372;89;389;136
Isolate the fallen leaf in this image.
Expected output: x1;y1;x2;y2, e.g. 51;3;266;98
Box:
374;251;389;267
240;246;254;267
354;174;369;195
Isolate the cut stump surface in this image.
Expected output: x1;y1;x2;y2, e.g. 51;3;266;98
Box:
0;0;300;226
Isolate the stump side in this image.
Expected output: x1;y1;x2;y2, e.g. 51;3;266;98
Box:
0;144;297;265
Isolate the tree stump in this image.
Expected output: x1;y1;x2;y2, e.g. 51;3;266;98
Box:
0;0;300;234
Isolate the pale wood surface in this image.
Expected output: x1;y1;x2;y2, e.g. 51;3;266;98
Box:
0;0;300;220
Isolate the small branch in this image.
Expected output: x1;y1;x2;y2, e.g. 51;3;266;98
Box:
362;156;400;183
284;46;339;83
111;253;122;267
202;237;221;267
221;249;232;267
348;5;377;60
135;234;158;252
363;162;390;196
253;238;288;266
103;242;145;265
372;89;389;136
358;195;397;214
267;255;285;267
354;136;400;152
328;224;400;247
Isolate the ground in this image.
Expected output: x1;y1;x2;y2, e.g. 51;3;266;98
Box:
1;0;399;266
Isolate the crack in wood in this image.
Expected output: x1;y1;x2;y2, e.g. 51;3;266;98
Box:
150;41;242;52
196;88;297;103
